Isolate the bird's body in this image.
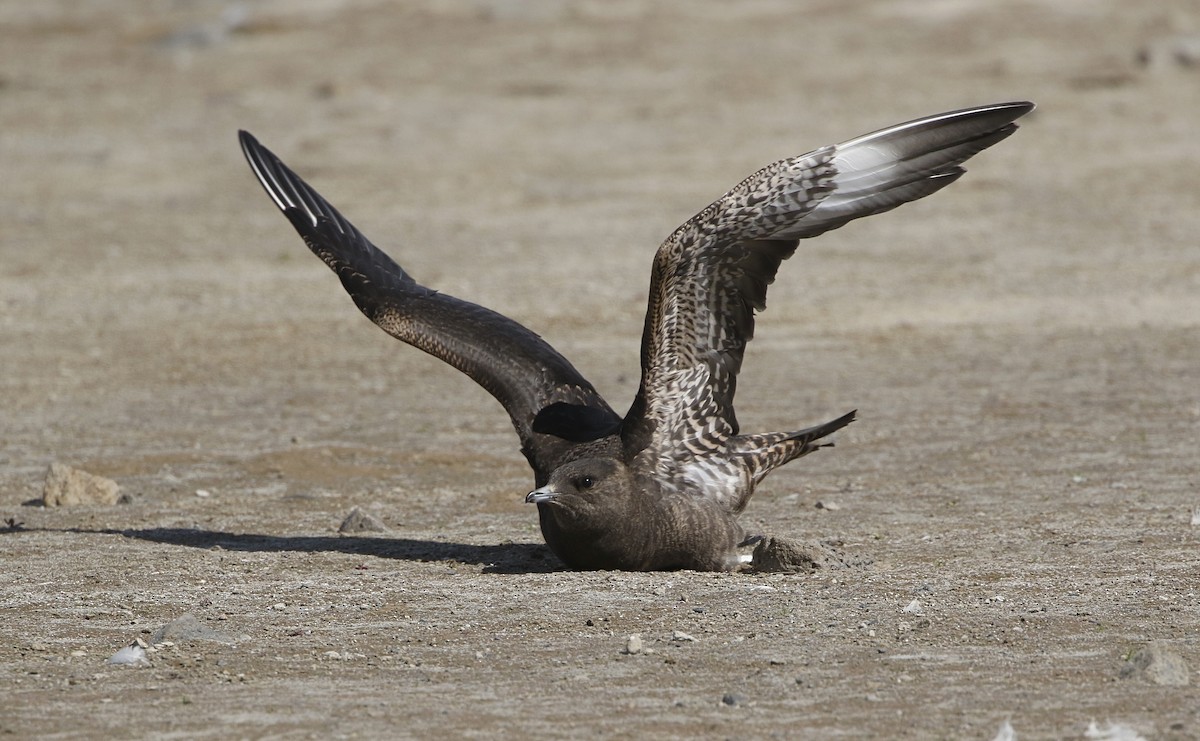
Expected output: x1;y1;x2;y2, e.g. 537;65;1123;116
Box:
239;101;1032;571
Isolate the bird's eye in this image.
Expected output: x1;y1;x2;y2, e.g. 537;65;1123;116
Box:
578;476;594;490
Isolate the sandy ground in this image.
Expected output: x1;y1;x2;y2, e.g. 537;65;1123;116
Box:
2;1;1199;738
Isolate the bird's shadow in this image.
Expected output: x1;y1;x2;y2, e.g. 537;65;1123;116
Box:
46;526;563;574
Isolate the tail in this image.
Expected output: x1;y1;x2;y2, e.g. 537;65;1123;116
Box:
731;409;857;498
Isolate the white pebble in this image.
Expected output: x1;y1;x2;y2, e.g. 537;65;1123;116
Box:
624;634;643;655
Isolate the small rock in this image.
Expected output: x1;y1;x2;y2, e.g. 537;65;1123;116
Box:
41;463;120;507
195;489;212;498
670;631;697;643
338;506;389;534
721;693;747;707
903;599;924;615
751;536;823;573
624;634;643;655
814;500;841;510
1119;641;1190;686
151;613;238;646
1138;34;1200;71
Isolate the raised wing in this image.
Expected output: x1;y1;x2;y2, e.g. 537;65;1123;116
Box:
624;102;1034;465
239;132;621;480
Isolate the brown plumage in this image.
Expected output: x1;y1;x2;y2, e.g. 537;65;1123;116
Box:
239;101;1033;571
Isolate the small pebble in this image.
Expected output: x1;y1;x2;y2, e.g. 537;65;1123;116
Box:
903;599;923;615
624;634;643;655
721;693;747;707
1138;34;1200;71
671;631;697;643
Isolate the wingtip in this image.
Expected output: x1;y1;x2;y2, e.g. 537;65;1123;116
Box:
972;102;1035;134
993;100;1035;115
237;129;263;158
992;101;1036;128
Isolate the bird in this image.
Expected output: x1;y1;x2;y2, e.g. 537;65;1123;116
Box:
239;100;1033;571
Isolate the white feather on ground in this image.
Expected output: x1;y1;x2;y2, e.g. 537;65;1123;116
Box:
991;721;1147;741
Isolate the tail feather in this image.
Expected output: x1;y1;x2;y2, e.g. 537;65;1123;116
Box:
731;409;857;496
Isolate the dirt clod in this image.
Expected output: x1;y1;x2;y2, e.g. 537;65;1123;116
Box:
41;463;120;507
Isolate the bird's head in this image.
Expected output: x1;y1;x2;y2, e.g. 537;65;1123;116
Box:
525;458;635;524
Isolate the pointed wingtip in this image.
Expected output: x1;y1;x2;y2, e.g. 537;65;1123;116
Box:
949;101;1035;126
237;129;257;151
987;101;1036;130
992;100;1035;116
